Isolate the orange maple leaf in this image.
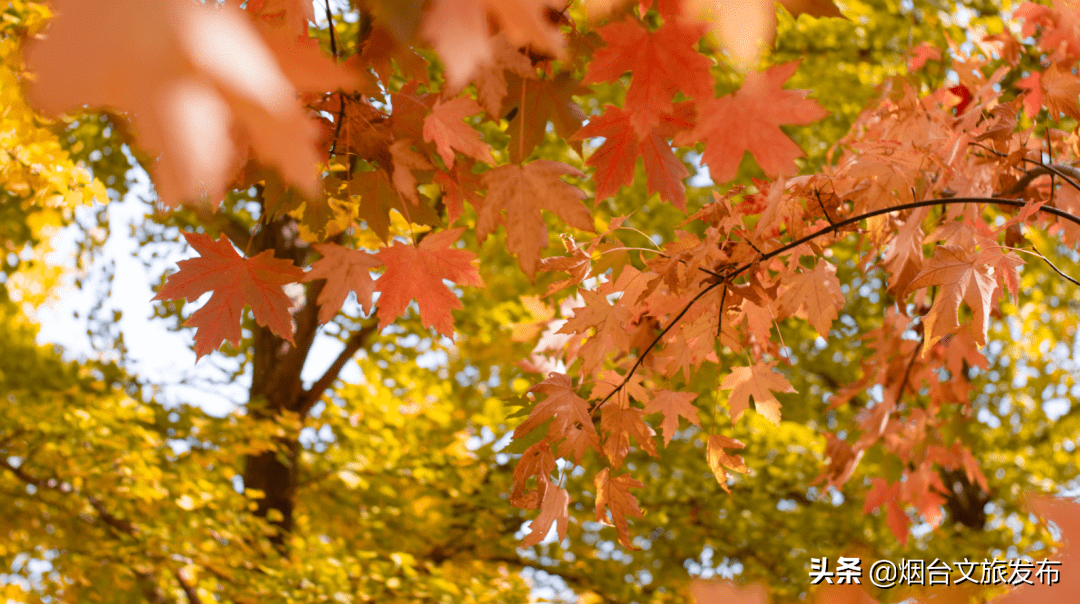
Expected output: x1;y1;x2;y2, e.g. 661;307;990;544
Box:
421;0;562;91
882;207;928;298
600;402;658;468
720;361;795;424
434;160;486;225
777;259;845;337
521;486;570;547
479;160;594;278
676;61;827;183
154;232;304;359
1039;64;1080;121
301;243;382;324
511;440;557;509
388;140;434;205
706;434;748;493
908;244;996;351
1016;72;1043;118
558;288;633;376
423;97;494;168
374;228;484;337
557;425;603;464
908;40;942;71
25;0;354;208
584;18;714;135
643;390;701;446
690;579;769;604
993;494;1080;604
594;468;645;549
347;170;422;242
863;477;910;544
516;373;599;447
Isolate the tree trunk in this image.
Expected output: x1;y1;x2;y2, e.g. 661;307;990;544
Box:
239;217;320;547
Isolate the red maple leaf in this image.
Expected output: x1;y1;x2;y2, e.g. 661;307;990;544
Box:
676;61;827;183
594;468;645;549
505;74;589;163
511;440;557;509
863;478;910;544
574;104;691;208
154;232;304;359
374;228;484;337
948;84;973;114
584;18;713;135
720;361;796;424
478;160;594;278
302;243;383;324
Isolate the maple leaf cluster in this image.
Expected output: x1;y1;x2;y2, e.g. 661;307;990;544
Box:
509;1;1080;565
20;0;1080;597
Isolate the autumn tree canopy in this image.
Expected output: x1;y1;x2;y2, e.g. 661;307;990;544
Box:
2;0;1079;603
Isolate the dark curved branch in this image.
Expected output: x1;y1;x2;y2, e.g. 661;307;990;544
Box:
297;319;379;417
970;142;1080;195
595;196;1080;410
1029;244;1080;287
1008;163;1080;196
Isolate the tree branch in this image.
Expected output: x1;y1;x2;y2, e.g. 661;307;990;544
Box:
0;458;207;603
297;319;379;417
1029;244;1080;287
596;196;1080;410
175;568;203;604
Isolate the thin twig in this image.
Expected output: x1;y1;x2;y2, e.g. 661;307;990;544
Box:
969;141;1080;194
711;285;728;427
1023;244;1080;288
814;188;837;227
899;331;926;397
324;0;337;59
592;196;1080;411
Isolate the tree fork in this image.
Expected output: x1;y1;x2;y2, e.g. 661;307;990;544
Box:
240;211;376;546
241;214;320;546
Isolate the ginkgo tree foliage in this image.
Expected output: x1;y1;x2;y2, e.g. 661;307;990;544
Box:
3;0;1080;602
